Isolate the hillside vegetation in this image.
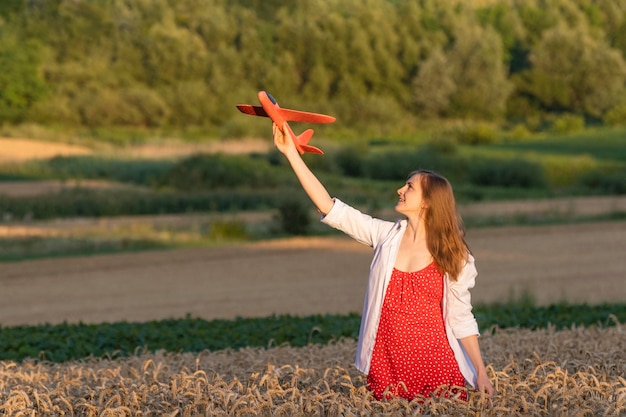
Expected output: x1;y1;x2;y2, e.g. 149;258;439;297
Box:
0;0;626;140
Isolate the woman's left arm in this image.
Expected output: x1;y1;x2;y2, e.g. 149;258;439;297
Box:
450;257;494;396
459;336;494;396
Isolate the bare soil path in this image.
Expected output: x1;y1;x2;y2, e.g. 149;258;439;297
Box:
0;138;92;163
1;220;624;327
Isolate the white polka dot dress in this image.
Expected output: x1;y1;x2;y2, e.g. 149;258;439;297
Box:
367;263;467;401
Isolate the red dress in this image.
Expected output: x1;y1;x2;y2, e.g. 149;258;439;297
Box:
367;262;467;401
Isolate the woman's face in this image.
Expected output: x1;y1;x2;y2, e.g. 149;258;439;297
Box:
395;174;426;217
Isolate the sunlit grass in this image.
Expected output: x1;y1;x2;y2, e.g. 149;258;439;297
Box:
488;126;626;162
0;216;255;261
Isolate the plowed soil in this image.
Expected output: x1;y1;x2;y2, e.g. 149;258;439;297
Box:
1;220;624;327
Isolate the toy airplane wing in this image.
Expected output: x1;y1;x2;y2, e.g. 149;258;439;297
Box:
236;91;335;155
236;104;336;124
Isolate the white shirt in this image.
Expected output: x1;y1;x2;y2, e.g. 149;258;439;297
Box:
321;198;479;387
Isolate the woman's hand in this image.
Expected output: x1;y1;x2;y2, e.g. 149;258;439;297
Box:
476;372;495;397
459;335;495;397
272;122;297;156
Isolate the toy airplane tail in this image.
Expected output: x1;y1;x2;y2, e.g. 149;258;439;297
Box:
294;129;323;155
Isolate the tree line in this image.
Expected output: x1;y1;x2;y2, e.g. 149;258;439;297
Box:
1;0;625;136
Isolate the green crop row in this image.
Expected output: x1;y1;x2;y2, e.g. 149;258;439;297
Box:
0;188;284;220
1;150;623;223
0;302;623;363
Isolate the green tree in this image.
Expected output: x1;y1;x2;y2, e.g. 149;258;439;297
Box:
4;0;626;132
350;0;404;99
106;0;161;84
516;1;559;46
160;81;211;127
612;13;626;60
411;49;455;117
310;11;349;99
394;2;425;82
273;0;337;102
476;2;528;73
302;63;331;101
0;32;47;123
31;0;111;64
141;14;209;86
521;24;626;117
446;23;513;120
264;51;300;100
0;0;22;18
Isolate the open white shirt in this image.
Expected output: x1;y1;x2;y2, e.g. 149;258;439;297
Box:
321;198;479;387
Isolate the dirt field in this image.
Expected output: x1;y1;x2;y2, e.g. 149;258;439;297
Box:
1;220;624;327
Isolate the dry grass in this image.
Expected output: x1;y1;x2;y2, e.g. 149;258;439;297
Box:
120;138;270;159
0;138;92;163
0;137;269;164
0;325;623;416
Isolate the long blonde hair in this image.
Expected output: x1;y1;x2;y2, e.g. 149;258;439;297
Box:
411;169;469;281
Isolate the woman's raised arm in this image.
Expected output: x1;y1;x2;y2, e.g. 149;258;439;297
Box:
273;123;335;215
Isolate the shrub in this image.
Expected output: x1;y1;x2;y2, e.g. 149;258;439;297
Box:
424;133;459;155
333;95;407;134
275;197;311;235
122;87;171;128
363;150;423;181
577;169;626;194
38;156;172;185
540;154;598;187
334;145;367;177
449;122;499;145
468;158;547;188
0;189;282;220
363;147;469;183
302;151;338;175
549;114;585;133
603;102;626;126
160;153;278;191
218;117;261;139
507;124;533;140
209;221;249;241
27;95;82;125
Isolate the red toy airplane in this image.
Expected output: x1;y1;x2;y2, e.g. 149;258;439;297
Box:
237;91;335;155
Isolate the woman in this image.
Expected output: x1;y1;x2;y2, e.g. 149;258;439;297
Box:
272;123;495;400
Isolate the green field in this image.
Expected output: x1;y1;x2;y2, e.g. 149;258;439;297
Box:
1;301;624;363
0;128;624;261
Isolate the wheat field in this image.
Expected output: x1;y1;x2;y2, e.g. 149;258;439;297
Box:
0;324;623;416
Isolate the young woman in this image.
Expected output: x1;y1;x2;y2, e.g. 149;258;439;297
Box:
272;123;495;400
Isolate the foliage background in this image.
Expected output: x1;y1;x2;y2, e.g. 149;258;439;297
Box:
1;0;626;139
